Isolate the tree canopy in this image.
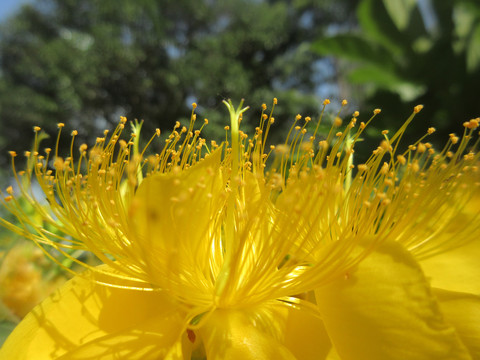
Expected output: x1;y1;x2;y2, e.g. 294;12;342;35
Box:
0;0;358;168
313;0;480;149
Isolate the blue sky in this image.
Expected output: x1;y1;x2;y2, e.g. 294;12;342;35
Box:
0;0;32;21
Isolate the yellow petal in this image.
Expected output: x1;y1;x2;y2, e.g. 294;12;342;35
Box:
434;289;480;358
282;301;331;360
199;308;297;360
130;147;225;292
315;241;471;360
0;266;189;359
420;239;480;295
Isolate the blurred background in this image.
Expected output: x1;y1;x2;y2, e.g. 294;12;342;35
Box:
0;0;479;344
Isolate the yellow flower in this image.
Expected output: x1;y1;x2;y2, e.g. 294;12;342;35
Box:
0;100;478;359
315;122;480;359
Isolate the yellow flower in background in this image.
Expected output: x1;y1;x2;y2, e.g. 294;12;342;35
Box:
0;241;66;320
0;99;479;359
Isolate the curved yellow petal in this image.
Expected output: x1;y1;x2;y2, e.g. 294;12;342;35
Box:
199;308;297;360
130;147;225;294
420;239;480;295
282;301;331;360
434;289;480;358
315;241;471;360
0;266;189;359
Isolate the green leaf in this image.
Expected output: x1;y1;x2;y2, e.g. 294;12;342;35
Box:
348;65;426;101
0;322;17;347
357;0;404;55
312;35;393;67
382;0;417;31
348;64;404;86
467;23;480;72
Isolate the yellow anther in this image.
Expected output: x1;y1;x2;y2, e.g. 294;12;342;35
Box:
34;126;41;132
54;157;65;170
411;162;420;172
353;111;360;117
224;126;230;131
413;105;423;113
120;116;127;123
341;99;348;106
156;129;161;136
380;162;389;175
274;144;289;154
417;143;426;153
333;117;343;127
382;130;389;135
397;155;406;165
6;186;13;195
204;119;208;125
4;196;13;202
192;103;197;109
373;109;381;115
296;114;302;121
319;140;328;150
358;164;368;172
71;130;78;136
380;140;391;151
305;116;311;122
323;99;331;106
262;114;268;120
262;103;267;110
465;119;479;129
273;98;278;105
427;127;436;134
9;151;17;157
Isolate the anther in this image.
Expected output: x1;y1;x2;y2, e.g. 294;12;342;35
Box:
413;105;423;113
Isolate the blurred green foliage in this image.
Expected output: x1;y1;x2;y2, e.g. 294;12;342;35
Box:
313;0;480;150
0;0;358;171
